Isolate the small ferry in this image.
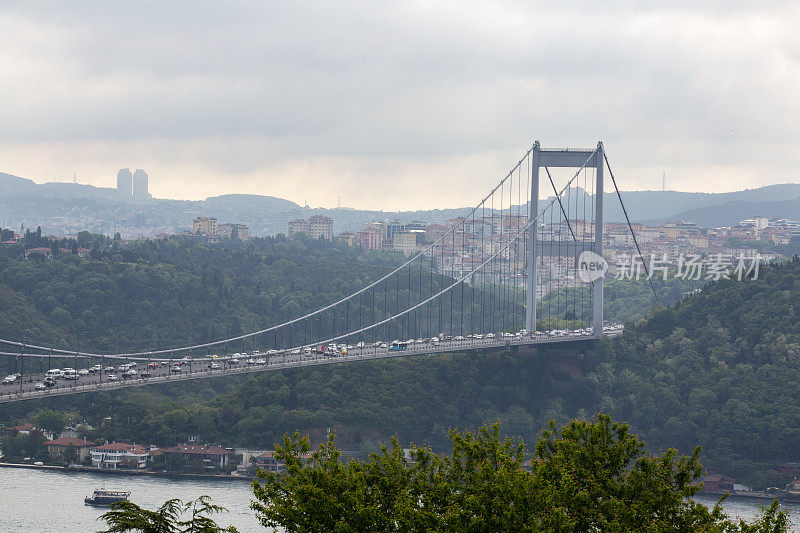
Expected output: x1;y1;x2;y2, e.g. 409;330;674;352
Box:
84;489;131;507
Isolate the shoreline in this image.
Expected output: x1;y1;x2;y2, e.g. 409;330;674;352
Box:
0;461;254;482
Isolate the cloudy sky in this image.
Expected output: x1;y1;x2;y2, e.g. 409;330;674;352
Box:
1;1;799;210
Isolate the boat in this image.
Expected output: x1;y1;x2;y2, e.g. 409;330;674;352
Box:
84;489;131;507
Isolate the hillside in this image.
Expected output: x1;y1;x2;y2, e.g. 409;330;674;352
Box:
1;234;799;489
2;167;800;235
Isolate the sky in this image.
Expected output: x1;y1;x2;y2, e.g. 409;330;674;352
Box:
1;1;799;210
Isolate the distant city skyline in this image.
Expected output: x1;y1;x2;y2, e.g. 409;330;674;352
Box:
1;3;800;210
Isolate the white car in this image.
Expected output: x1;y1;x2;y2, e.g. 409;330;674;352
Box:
107;374;119;381
255;359;266;365
210;362;220;369
78;369;90;376
3;375;17;384
35;382;46;390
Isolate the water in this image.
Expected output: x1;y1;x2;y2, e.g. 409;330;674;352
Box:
2;467;800;532
0;468;261;532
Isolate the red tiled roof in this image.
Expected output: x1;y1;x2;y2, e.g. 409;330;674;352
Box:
92;442;148;454
46;437;95;447
10;423;34;431
161;444;232;456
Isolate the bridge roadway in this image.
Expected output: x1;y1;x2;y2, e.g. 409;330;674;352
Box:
0;332;615;403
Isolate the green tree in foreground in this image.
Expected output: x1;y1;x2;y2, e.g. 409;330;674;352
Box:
251;415;788;532
98;495;238;533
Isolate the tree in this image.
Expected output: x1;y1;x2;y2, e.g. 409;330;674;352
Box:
33;409;67;435
251;416;788;532
63;443;78;464
98;496;238;533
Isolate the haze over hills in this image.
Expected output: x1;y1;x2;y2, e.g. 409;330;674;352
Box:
1;169;800;237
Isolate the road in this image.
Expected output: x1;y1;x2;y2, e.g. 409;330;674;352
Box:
0;329;620;403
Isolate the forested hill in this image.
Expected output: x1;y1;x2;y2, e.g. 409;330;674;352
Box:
597;257;800;486
0;235;412;355
3;232;800;489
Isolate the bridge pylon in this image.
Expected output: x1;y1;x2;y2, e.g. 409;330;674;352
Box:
525;141;605;336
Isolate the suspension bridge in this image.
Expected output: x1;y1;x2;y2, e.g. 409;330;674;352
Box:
0;141;649;403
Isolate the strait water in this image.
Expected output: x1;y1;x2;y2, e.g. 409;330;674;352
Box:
1;467;800;532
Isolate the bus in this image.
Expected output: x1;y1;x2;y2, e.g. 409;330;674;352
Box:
390;341;408;351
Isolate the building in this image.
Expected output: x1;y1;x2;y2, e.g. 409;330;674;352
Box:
393;231;418;256
159;444;233;469
307;215;333;240
253;451;313;474
7;423;35;436
358;224;384;250
132;169;149;199
336;231;358;246
23;247;53;260
45;437;95;463
217;223;250;240
288;215;333;240
193;216;217;236
116;168;132;198
91;443;150;469
386;221;405;243
288;219;308;237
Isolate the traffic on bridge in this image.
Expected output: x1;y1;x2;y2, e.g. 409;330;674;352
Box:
0;325;623;402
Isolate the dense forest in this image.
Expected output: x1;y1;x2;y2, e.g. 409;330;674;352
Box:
4;232;800;488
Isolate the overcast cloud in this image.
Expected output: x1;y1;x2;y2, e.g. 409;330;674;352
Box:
1;1;799;209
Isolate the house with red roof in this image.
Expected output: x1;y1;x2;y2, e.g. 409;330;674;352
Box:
159;444;233;469
90;442;150;469
45;437;95;463
24;247;52;259
7;423;35;436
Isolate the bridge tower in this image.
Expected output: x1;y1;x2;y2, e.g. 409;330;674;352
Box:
525;141;604;336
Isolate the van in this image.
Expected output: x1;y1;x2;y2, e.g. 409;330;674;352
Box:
62;368;79;380
46;369;63;379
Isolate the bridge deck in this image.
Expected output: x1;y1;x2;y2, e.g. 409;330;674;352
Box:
0;334;610;403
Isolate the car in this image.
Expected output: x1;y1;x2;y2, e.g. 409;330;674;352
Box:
89;365;102;373
255;358;266;365
140;370;152;378
380;343;388;349
43;377;56;387
160;361;170;367
127;362;137;368
33;461;44;466
107;375;119;382
104;366;116;373
210;354;219;359
229;358;240;365
124;369;138;377
245;358;256;365
35;382;46;390
171;365;182;373
3;375;17;384
290;349;301;355
148;362;158;368
210;362;220;369
78;369;90;376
